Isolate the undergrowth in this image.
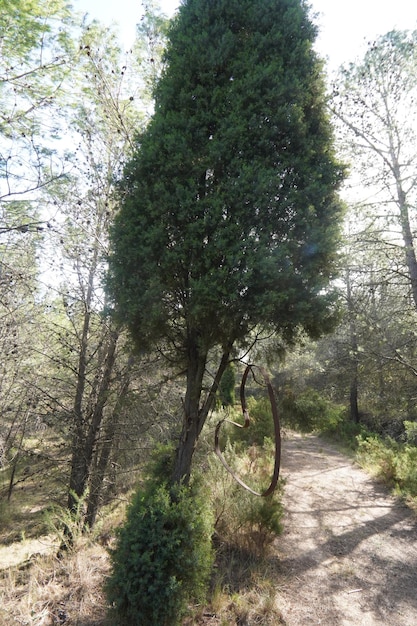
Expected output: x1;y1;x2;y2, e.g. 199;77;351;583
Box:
292;389;417;511
0;403;287;626
355;434;417;509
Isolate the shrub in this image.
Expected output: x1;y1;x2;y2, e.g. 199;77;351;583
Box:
281;388;345;433
356;434;417;506
106;481;214;626
206;440;284;557
321;414;369;450
394;444;417;498
142;442;176;487
404;420;417;445
230;396;275;447
356;435;397;483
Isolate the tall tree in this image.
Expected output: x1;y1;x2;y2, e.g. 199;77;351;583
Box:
0;0;74;202
43;12;169;522
0;1;172;524
330;31;417;426
332;31;417;311
108;0;345;485
41;22;148;520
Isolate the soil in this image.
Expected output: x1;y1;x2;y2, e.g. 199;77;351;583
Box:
276;431;417;625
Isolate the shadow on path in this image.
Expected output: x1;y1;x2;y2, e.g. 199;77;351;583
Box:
276;433;417;625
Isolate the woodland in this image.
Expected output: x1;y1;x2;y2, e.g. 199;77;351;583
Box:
1;0;417;624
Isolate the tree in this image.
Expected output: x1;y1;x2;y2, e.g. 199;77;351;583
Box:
0;204;45;497
40;22;150;522
107;0;345;486
330;31;417;429
0;0;74;202
0;1;174;525
332;31;417;311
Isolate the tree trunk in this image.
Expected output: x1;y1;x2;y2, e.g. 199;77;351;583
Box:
349;375;359;423
67;257;96;513
85;358;132;528
346;269;360;423
171;340;231;486
389;135;417;310
398;190;417;311
68;329;118;513
84;419;116;529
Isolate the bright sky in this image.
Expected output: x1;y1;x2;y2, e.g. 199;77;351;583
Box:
74;0;417;72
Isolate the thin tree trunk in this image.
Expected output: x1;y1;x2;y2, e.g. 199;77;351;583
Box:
85;357;132;528
346;270;360;423
68;330;118;513
389;132;417;310
171;342;231;486
349;376;359;424
68;258;97;513
7;412;28;501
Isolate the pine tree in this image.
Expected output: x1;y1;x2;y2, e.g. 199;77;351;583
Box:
108;0;345;484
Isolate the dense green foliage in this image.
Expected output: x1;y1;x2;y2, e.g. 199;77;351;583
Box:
108;0;344;349
107;0;344;483
106;481;214;626
281;388;345;432
3;1;417;621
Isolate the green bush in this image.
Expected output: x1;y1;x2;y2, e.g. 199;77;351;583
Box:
106;481;214;626
142;442;176;488
230;396;275;447
356;434;417;505
394;445;417;497
321;414;369;449
356;435;398;482
206;440;284;557
281;388;345;433
404;420;417;445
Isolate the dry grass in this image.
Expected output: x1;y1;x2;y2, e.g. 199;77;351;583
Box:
0;541;111;626
0;419;286;626
0;536;287;626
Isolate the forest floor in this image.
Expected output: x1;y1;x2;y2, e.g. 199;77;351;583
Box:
1;431;417;625
275;431;417;625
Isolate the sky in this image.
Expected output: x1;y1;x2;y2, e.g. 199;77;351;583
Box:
73;0;417;72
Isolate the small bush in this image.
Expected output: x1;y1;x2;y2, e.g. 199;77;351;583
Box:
356;434;417;507
280;388;345;433
356;435;397;483
394;445;417;497
404;420;417;445
230;396;275;447
207;440;284;557
142;442;176;487
106;481;214;626
322;415;369;450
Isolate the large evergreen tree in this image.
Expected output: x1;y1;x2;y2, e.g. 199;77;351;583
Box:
107;0;345;484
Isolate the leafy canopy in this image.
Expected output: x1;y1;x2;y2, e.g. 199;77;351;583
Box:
108;0;344;361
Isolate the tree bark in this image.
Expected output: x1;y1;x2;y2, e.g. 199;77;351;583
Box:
346;269;360;423
387;124;417;310
67;257;96;513
171;338;231;486
85;357;132;528
68;329;118;513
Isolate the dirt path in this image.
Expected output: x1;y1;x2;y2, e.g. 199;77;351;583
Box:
276;432;417;626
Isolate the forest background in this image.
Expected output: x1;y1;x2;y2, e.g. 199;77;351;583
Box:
2;0;417;624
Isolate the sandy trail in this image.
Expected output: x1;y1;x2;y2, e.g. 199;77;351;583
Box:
276;432;417;625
